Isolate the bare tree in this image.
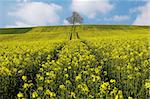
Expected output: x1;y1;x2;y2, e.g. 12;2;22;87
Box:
66;11;83;40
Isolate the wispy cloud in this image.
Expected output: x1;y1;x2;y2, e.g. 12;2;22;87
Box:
71;0;114;19
8;1;62;27
16;0;31;3
133;1;150;26
104;15;130;22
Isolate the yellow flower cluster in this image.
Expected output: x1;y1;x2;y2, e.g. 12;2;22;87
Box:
0;32;149;98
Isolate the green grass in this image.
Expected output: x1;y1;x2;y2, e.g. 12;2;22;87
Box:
0;25;149;42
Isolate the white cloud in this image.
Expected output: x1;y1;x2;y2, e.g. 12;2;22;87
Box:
63;19;81;25
63;19;70;25
5;22;31;28
133;1;150;26
129;6;143;13
71;0;114;19
8;2;62;27
104;15;130;22
16;0;31;3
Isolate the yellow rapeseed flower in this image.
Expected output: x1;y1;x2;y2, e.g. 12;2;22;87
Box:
128;96;133;99
75;75;81;81
145;80;150;89
59;84;66;90
37;86;43;91
22;76;27;81
68;66;71;69
64;74;69;78
17;92;24;98
23;83;28;89
45;79;53;84
110;79;116;83
45;89;56;97
32;91;38;98
70;92;76;98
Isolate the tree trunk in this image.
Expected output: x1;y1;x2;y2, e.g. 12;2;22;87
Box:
73;16;76;34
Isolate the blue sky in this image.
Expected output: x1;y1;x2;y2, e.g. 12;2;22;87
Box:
0;0;149;28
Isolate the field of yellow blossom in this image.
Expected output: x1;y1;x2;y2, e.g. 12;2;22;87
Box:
0;25;149;99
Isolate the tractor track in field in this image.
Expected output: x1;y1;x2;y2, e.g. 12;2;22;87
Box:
69;32;80;40
28;42;67;99
80;40;110;82
6;42;67;99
